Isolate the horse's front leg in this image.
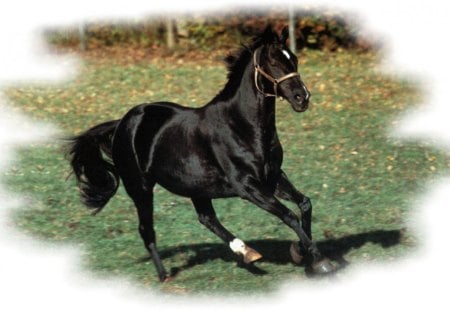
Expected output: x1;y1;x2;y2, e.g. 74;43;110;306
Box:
274;170;314;265
275;170;312;239
238;176;335;275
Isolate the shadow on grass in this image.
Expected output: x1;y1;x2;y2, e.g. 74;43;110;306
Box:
140;229;403;277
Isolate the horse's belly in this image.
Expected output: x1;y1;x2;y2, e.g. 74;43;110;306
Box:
153;171;236;198
150;157;235;198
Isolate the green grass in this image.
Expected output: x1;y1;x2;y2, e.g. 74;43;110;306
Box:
3;49;449;294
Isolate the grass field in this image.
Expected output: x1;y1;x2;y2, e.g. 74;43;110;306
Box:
3;49;449;294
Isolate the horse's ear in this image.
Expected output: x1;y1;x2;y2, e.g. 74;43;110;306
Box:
261;24;277;43
280;26;289;44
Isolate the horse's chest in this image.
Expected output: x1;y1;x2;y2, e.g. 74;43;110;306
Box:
236;140;282;188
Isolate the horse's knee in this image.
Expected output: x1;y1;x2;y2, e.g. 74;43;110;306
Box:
299;196;312;213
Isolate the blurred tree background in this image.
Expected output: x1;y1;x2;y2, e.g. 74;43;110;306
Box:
44;7;376;56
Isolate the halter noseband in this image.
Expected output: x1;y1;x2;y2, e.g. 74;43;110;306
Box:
253;49;300;98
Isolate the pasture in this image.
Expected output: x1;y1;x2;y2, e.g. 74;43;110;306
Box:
4;49;449;294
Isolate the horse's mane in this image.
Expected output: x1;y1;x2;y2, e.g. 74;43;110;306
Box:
213;28;279;101
223;40;261;79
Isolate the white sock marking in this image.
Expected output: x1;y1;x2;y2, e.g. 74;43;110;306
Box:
229;238;247;255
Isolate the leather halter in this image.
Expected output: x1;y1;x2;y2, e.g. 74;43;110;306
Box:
253;49;300;98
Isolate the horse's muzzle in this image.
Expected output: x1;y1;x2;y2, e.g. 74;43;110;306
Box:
290;87;310;112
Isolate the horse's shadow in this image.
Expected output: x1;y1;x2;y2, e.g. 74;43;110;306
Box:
140;229;403;277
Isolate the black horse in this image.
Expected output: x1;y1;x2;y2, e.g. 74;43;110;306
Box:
68;26;335;281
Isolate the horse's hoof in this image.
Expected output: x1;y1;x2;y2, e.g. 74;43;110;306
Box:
164;276;174;283
243;246;263;264
160;274;174;283
311;258;336;274
289;241;304;265
157;272;172;282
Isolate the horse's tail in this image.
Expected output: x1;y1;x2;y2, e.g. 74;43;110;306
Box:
66;119;120;214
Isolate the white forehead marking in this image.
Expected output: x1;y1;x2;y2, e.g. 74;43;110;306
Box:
282;49;291;60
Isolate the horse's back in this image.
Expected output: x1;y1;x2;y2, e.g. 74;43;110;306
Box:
112;102;187;177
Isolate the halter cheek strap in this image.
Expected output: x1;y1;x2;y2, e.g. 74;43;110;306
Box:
253;49;300;98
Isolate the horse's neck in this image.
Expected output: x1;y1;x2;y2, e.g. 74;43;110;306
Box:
234;63;277;138
210;57;278;145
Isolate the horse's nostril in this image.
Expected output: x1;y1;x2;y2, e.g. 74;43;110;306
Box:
295;94;302;101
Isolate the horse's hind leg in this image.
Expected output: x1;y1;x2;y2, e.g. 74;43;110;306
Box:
124;180;168;281
191;198;262;264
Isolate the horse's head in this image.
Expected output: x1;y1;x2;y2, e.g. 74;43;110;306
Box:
254;26;310;112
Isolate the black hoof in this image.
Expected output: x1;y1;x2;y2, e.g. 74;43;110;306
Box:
311;258;336;275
